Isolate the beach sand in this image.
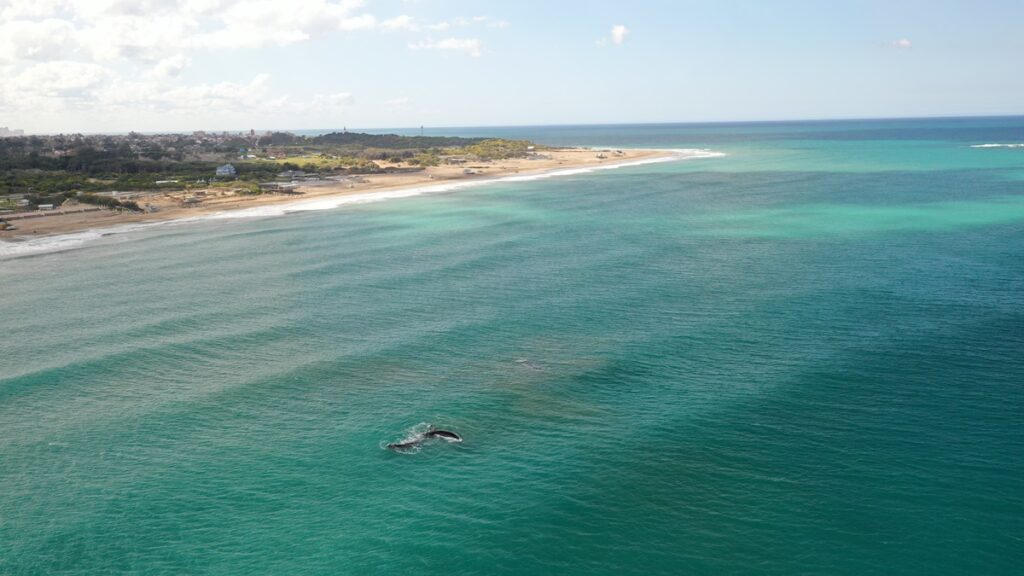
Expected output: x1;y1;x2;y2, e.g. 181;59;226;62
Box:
0;148;676;242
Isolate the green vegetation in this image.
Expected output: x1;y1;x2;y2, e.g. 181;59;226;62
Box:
311;132;486;150
0;131;540;209
465;139;535;160
78;194;142;212
408;153;441;167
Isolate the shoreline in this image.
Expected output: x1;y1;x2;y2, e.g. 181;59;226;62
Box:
0;148;723;259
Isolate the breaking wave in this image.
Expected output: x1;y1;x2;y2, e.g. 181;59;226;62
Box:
0;149;723;260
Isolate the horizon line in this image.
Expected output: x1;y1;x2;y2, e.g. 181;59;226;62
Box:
10;113;1024;137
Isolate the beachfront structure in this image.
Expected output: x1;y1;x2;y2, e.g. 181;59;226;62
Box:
215;164;236;177
258;182;300;193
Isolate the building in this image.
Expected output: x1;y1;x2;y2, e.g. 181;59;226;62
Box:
215;164;236;177
0;127;25;138
259;182;300;194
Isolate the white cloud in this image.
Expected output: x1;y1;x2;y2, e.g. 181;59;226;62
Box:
0;18;80;61
0;58;356;128
0;1;506;130
0;0;65;21
5;60;111;98
337;13;376;31
0;60;113;117
0;0;380;57
146;54;190;80
611;24;629;46
187;1;376;49
78;12;197;60
893;38;912;48
596;24;630;47
381;14;416;31
307;91;355;112
388;15;505;33
408;37;483;57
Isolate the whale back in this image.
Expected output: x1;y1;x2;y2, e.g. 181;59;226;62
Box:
425;429;462;442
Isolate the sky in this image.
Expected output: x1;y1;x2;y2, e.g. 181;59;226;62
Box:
1;0;1022;134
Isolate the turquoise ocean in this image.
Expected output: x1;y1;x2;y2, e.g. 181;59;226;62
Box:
2;118;1023;574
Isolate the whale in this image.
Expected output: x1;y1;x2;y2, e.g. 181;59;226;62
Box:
386;427;462;451
424;429;462;442
386;439;422;450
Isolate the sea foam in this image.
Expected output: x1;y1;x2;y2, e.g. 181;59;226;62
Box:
970;143;1024;148
0;149;723;260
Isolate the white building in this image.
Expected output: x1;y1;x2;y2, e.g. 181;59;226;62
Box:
215;164;237;177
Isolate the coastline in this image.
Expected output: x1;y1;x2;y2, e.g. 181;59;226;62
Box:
0;147;722;259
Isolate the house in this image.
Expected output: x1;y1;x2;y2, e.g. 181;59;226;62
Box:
38;204;55;210
215;163;236;177
259;182;301;194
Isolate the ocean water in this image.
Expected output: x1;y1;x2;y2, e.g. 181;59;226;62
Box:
2;118;1023;574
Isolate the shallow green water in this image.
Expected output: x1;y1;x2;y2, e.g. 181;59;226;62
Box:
2;119;1023;574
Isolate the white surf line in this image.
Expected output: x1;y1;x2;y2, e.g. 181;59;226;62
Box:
197;148;723;220
0;148;723;260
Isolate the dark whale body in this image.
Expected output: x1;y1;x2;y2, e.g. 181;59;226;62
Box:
424;429;462;442
386;427;462;451
386;439;421;450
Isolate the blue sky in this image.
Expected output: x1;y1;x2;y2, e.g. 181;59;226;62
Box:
1;0;1022;133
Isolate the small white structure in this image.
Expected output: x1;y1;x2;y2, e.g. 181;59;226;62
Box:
38;204;55;210
216;163;236;177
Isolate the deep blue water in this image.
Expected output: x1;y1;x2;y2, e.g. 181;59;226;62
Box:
2;118;1023;574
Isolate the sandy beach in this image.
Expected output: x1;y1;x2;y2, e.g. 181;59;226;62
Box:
0;148;684;242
